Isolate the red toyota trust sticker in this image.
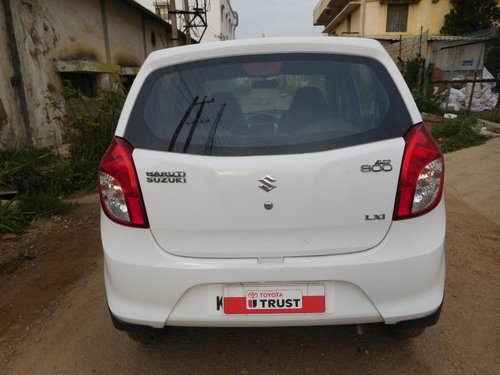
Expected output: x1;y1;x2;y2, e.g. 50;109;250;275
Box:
222;286;325;315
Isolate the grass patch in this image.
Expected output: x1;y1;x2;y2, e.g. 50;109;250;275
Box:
0;195;73;235
0;148;56;193
0;149;75;234
18;194;75;218
431;117;492;153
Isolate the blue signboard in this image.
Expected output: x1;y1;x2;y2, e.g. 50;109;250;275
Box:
462;59;474;67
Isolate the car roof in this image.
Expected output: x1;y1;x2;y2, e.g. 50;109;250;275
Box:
144;37;390;70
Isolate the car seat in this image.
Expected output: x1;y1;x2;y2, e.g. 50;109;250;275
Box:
278;87;329;133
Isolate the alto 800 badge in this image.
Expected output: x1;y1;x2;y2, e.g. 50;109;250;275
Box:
360;160;393;173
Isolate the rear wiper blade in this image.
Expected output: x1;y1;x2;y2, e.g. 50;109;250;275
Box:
168;96;199;152
183;96;214;153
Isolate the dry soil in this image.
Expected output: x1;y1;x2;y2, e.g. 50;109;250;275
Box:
0;139;499;374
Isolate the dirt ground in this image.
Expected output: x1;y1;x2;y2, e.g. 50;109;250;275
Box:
0;139;499;374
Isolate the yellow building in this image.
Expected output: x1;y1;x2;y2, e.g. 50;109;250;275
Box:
314;0;452;39
313;0;499;72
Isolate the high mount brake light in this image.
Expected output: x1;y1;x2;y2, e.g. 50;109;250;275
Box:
394;124;444;220
98;137;149;228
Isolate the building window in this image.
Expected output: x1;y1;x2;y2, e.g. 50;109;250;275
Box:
151;31;156;47
386;4;408;32
60;73;98;97
122;75;136;93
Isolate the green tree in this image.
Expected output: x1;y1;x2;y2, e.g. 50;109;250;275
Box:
440;0;500;35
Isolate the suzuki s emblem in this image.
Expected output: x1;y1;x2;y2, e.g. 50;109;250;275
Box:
259;175;277;192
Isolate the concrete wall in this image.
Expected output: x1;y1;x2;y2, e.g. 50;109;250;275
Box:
10;0;85;148
363;2;386;36
351;8;361;34
49;0;107;63
334;6;361;35
407;1;452;36
0;0;184;150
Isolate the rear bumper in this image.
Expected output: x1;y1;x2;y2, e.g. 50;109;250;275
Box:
102;200;445;329
109;299;444;333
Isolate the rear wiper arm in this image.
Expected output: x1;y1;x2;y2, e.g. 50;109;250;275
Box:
204;103;226;155
168;96;199;152
183;96;214;153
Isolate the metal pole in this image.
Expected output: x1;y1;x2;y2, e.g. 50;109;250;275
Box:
444;46;459;112
169;0;179;46
467;43;485;115
418;26;423;58
399;34;402;62
183;0;191;44
494;73;500;119
493;88;500;119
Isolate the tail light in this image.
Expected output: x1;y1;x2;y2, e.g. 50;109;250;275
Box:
394;124;444;220
98;137;149;228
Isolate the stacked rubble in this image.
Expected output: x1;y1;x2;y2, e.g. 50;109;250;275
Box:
443;70;499;112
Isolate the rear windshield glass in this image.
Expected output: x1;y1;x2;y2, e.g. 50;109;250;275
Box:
125;53;412;156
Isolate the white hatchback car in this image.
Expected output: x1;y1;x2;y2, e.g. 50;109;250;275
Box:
99;37;445;341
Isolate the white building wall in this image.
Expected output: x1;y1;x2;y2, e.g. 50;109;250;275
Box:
203;0;238;42
143;0;238;43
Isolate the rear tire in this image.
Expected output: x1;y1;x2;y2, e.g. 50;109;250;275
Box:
393;326;426;339
127;330;165;344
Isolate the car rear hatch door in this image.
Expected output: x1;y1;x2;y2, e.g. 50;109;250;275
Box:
134;140;404;258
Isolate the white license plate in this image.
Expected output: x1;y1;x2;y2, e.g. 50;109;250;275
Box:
222;284;325;315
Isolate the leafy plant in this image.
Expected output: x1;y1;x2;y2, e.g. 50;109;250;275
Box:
61;84;125;191
0;202;28;234
0;148;54;193
412;92;444;115
402;57;443;115
403;58;434;93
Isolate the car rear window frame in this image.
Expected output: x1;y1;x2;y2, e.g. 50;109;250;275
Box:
124;53;413;156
